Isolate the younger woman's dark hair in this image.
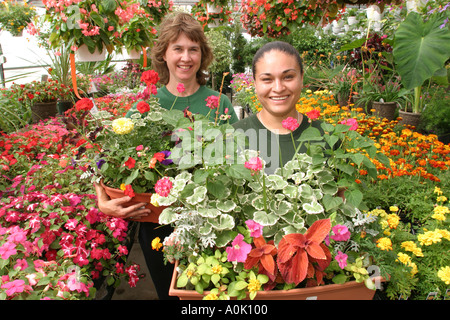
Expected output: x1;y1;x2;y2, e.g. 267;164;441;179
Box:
252;41;303;77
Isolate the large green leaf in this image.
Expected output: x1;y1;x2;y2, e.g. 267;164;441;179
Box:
393;11;450;89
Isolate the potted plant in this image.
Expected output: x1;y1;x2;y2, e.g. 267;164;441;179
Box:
191;0;233;30
73;70;180;223
151;110;392;300
42;0;153;60
0;0;36;36
393;10;450;117
9;79;72;123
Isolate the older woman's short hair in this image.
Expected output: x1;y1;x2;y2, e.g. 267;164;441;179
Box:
151;12;214;85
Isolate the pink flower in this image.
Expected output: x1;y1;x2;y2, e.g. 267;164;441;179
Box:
335;251;348;269
64;219;79;231
177;83;185;93
205;95;220;109
0;242;17;260
14;258;28;271
281;116;299;131
245;220;263;238
1;279;26;296
306;109;320;120
244;157;263;175
136;145;144;151
226;234;252;263
340;118;358;131
330;225;351;242
154;177;173;197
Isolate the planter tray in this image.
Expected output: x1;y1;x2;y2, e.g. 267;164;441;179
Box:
169;261;378;300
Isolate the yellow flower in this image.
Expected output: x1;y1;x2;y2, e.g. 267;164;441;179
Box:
434;187;443;195
417;230;442;246
436;228;450;241
211;264;223;274
434;205;449;215
438;266;450;285
150;193;160;207
247;279;261;293
112;117;134;134
376;237;393;251
432;212;446;221
120;183;126;191
387;213;400;229
204;293;219;300
396;252;412;265
389;206;399;212
151;237;163;251
436;195;447;203
410;262;418;276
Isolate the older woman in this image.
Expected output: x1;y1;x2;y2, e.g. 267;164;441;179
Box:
95;12;237;300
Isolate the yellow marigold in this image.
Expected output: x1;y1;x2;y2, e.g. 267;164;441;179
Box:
401;241;424;257
396;252;412;265
112;117;134;135
438;266;450;285
434;205;449;215
151;237;163;251
247;279;261;293
436;195;447;203
434;187;443;195
436;228;450;241
417;230;442;246
387;213;400;229
432;212;446;221
410;262;418;276
376;237;393;251
204;293;219;300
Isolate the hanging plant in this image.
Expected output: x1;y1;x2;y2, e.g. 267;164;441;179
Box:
191;0;233;30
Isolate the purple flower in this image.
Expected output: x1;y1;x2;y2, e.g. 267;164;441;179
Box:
160;150;173;165
96;159;106;169
226;234;252;263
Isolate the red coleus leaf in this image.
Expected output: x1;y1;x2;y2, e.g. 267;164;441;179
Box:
277;219;331;286
244;236;277;278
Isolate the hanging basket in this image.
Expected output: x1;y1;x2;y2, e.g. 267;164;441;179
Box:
122;48;141;60
31;101;57;124
76;44;106;62
100;180;166;223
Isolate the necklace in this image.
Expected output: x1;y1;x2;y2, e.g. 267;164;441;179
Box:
257;111;301;134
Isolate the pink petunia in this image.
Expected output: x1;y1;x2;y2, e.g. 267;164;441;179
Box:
281;116;299;131
226;234;252;263
335;251;348;269
245;220;263;238
340;118;358;131
330;225;351;242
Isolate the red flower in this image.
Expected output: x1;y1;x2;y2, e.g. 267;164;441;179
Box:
306;109;320;121
75;98;94;112
136;101;150;114
124;184;135;198
244;236;277;281
124;157;136;169
141;70;160;86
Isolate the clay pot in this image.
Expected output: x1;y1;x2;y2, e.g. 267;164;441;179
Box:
101;181;165;223
168;261;379;300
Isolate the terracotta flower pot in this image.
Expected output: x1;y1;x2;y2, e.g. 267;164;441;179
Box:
101;181;166;223
372;101;398;121
168;261;378;300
